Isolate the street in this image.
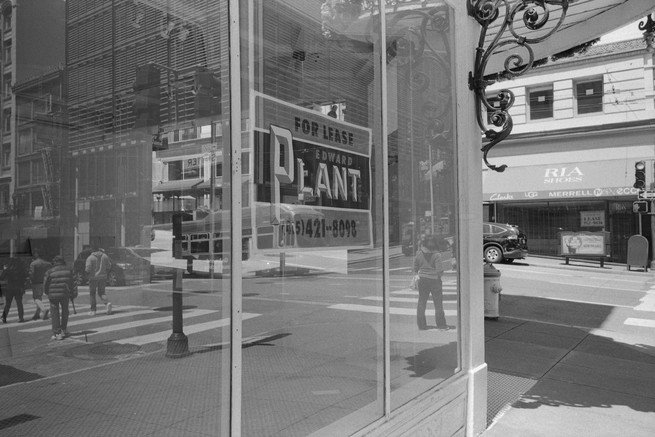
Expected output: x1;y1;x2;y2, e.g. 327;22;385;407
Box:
1;254;654;435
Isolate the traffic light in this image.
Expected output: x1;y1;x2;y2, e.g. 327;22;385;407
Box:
133;64;161;131
633;160;646;190
633;200;649;213
194;67;221;117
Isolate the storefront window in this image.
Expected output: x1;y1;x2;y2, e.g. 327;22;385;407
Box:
1;1;464;435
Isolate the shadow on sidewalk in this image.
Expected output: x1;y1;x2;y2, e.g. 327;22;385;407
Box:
485;294;655;428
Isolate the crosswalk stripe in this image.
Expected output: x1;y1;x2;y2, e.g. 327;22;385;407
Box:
18;306;152;333
624;318;655;328
392;290;457;296
329;303;457;316
362;296;458;304
114;313;261;346
69;309;217;337
634;291;655;312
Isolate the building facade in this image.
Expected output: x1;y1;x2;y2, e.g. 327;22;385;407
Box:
0;0;65;257
484;37;655;264
1;1;653;436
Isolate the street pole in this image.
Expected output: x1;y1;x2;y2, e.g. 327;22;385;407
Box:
428;146;435;234
166;268;189;358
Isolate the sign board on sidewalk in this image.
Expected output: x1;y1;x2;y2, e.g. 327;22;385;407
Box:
559;231;609;257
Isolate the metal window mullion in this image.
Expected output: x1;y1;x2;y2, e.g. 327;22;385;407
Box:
379;4;391;419
228;0;243;435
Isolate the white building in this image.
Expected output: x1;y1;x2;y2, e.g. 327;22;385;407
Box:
484;36;655;264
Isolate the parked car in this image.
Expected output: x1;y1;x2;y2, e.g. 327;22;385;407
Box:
483;222;528;263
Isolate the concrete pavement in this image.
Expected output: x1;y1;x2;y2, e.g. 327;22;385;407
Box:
1;253;653;435
483;256;655;436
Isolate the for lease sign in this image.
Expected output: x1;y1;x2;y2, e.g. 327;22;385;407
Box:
252;93;373;250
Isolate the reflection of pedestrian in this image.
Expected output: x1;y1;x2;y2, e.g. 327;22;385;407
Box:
1;257;27;323
413;235;448;331
44;255;72;340
85;242;112;316
29;250;51;320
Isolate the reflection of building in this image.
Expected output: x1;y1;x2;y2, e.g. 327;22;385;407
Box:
13;68;65;257
0;0;65;256
64;0;224;256
484;37;655;263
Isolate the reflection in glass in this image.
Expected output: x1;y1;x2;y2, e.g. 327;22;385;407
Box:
2;1;230;435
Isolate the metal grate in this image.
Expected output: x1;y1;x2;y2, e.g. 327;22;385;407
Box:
487;371;538;427
0;414;40;431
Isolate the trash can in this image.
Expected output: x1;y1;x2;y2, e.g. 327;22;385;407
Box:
483;262;502;319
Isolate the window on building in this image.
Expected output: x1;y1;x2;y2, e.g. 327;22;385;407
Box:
575;78;603;114
3;109;11;132
528;86;553;120
0;184;8;213
18;129;32;155
17;161;30;186
3;41;11;64
1;143;9;169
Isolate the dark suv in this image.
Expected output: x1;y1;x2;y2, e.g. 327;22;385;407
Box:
483;222;528;263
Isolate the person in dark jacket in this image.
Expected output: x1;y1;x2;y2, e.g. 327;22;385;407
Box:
1;257;27;323
44;255;73;340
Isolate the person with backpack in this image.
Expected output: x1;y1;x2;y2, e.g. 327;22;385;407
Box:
413;234;449;331
1;257;28;323
43;255;74;340
29;250;51;320
85;242;112;316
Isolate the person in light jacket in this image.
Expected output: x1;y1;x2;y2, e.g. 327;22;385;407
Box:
85;242;112;316
44;255;73;340
413;234;449;331
29;250;51;320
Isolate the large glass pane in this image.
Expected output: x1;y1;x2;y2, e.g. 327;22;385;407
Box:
241;0;385;435
1;1;231;435
386;2;461;408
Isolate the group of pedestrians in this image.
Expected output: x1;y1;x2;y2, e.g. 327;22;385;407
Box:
0;242;112;340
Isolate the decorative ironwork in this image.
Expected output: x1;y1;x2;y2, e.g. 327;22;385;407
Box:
468;1;569;172
639;13;655;53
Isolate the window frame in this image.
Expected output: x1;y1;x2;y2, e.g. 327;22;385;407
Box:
527;85;554;121
574;77;603;115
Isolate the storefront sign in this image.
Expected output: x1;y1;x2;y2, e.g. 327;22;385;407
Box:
483;160;642;202
580;211;604;227
252;93;372;250
559;232;608;256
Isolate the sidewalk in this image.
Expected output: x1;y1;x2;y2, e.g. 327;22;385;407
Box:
482;256;655;436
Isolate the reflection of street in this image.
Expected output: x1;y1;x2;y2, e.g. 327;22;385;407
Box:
1;254;459;435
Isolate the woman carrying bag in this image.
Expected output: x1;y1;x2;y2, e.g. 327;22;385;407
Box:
413;235;449;331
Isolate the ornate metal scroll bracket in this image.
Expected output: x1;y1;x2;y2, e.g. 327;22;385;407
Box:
640;13;655;53
467;0;569;172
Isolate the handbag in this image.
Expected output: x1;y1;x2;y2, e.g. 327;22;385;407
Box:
410;274;419;290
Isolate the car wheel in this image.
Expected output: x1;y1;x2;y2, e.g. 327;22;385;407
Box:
484;246;503;263
107;270;121;287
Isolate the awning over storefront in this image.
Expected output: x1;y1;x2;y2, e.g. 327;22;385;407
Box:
483;159;640;202
152;179;202;195
486;0;655;75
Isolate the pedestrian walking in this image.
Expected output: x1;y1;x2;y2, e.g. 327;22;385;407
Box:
43;255;73;340
413;234;449;331
1;257;28;323
28;250;51;320
85;242;112;315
